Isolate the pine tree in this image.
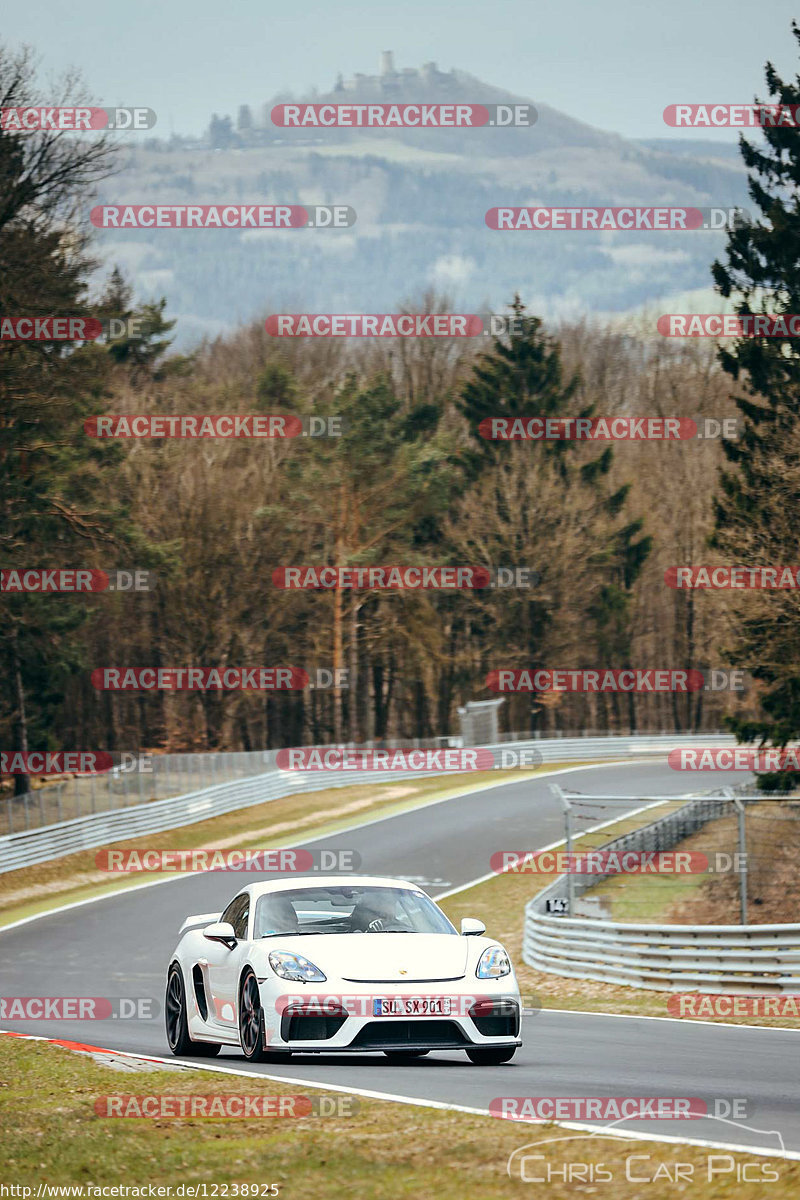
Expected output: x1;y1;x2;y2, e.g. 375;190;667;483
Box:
0;46;146;794
710;23;800;784
456;298;651;731
96;266;189;382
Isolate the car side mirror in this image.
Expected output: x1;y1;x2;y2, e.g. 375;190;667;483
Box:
203;921;237;948
461;917;486;936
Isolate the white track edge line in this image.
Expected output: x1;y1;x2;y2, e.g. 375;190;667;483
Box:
1;1030;795;1161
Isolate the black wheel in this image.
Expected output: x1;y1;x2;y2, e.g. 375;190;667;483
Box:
383;1050;430;1061
239;970;264;1060
166;964;222;1057
238;969;293;1062
466;1046;517;1065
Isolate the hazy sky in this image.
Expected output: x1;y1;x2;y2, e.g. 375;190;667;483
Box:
4;0;798;141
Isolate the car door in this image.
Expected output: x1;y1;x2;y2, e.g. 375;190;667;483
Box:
203;891;252;1032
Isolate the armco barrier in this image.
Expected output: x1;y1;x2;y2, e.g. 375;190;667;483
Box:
0;733;737;874
523;789;800;993
522;910;800;992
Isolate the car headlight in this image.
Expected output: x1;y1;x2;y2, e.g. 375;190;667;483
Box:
476;946;511;979
268;951;327;982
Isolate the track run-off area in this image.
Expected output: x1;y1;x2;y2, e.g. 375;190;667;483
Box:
2;759;798;1159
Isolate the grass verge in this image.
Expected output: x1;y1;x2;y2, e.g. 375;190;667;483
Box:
591;801;800;927
438;801;800;1029
1;1038;796;1196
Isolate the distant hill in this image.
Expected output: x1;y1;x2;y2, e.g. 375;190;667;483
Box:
92;54;750;347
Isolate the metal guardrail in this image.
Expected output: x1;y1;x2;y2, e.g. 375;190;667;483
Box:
523;790;800;992
2;730;735;836
523;912;800;992
0;733;738;874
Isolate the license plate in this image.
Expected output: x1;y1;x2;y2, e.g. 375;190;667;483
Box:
372;997;452;1016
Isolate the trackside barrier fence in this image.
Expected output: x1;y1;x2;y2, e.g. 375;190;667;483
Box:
0;733;736;873
523;787;800;992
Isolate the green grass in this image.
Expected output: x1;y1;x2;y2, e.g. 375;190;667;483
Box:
590;868;711;924
438;802;800;1028
2;1038;796;1197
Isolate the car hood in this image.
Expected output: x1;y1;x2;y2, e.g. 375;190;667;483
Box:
258;933;470;982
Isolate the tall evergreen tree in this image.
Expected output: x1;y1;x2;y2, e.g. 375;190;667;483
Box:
456;298;651;730
710;23;800;783
0;46;147;793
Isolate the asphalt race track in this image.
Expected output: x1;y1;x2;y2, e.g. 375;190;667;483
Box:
3;760;798;1156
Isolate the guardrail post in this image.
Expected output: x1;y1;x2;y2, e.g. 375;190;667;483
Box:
728;789;748;925
550;784;575;916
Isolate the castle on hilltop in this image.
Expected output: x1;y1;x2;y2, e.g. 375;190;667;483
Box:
212;54;464;145
335;52;458;95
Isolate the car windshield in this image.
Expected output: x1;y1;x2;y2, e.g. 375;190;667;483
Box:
254;886;457;938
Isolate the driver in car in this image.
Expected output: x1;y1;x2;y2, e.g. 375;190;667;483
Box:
349;891;407;933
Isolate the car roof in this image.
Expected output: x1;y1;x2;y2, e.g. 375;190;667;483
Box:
240;875;423;901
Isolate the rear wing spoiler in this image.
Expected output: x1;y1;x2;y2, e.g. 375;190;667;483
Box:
179;911;221;935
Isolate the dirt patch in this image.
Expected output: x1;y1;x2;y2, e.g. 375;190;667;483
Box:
663;802;800;925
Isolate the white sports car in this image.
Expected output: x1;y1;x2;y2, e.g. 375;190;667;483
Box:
165;875;522;1065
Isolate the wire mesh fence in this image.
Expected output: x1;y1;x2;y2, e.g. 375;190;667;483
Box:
0;729;735;838
1;741;456;835
545;786;800;926
2;751;267;835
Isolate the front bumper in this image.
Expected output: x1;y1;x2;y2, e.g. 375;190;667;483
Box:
260;979;523;1052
